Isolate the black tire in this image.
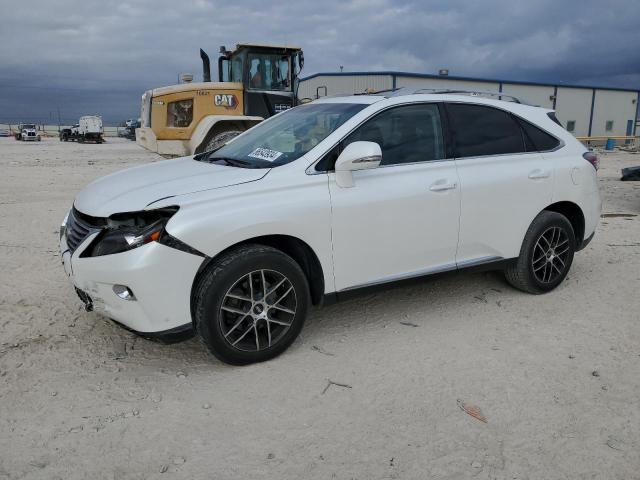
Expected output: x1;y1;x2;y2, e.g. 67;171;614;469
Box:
505;211;576;294
194;244;310;365
202;129;242;153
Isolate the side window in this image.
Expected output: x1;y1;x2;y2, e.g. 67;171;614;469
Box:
446;103;525;158
344;104;444;166
219;59;230;82
231;56;243;83
276;56;290;90
516;117;561;151
248;57;267;89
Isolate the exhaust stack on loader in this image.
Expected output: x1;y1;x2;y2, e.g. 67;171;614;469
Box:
200;49;211;83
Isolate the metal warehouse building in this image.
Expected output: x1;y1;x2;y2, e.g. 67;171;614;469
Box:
299;72;639;139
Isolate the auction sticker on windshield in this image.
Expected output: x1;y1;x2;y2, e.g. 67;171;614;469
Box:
247;147;283;162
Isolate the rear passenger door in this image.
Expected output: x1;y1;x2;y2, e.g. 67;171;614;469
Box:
445;103;555;265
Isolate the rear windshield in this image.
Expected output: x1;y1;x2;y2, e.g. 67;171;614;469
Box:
206;103;367;168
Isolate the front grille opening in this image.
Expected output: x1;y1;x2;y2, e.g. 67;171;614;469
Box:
65;207;105;254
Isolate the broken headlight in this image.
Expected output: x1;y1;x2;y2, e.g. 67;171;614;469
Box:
85;207;178;257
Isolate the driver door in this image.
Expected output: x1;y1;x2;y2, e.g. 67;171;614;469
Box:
327;103;461;291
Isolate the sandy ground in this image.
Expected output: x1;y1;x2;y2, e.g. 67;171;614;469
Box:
1;137;639;480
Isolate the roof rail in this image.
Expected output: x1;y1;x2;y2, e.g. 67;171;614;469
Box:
388;87;525;104
355;87;399;95
313;88;396;99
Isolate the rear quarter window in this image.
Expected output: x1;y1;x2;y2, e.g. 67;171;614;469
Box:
516;117;561;152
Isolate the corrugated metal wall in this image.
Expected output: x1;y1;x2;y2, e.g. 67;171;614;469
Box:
297;74;392;99
590;90;637;137
395;75;500;94
299;73;638;138
554;87;593;137
502;84;554;109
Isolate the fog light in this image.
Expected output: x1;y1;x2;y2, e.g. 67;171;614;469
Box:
113;285;136;301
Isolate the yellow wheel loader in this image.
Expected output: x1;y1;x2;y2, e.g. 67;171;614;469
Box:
136;43;304;157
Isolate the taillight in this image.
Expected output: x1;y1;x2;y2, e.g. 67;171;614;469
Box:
583;152;599;170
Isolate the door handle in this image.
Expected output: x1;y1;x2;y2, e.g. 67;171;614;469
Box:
528;169;550;179
429;181;457;192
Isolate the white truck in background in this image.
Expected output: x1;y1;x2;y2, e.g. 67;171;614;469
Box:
15;123;41;141
60;116;104;143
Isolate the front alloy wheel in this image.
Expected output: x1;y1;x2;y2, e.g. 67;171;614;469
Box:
194;244;310;365
220;269;297;352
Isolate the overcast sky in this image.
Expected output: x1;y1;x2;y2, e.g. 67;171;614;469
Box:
1;0;639;124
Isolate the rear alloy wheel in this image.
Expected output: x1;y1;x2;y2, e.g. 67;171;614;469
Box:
505;211;576;294
531;226;571;284
194;244;310;365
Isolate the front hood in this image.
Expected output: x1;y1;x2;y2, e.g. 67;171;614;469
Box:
74;157;269;217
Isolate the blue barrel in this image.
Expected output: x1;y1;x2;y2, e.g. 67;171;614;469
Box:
605;138;616;150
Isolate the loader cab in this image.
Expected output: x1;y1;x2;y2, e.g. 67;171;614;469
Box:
218;44;304;118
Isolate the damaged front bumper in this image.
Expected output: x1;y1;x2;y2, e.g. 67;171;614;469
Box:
60;230;201;340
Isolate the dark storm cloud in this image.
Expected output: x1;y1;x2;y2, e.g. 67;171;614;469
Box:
1;0;638;124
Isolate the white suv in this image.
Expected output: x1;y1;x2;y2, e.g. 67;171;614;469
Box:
59;91;601;364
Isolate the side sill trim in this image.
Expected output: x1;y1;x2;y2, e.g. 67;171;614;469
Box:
339;262;458;293
322;257;515;305
456;255;503;268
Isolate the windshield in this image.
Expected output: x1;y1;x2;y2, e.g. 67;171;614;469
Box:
206;103;367;168
23;124;36;129
247;53;291;91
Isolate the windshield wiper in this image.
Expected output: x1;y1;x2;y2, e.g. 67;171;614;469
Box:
207;157;254;168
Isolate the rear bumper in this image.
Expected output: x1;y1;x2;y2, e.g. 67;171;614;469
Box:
60;232;202;334
582;189;602;244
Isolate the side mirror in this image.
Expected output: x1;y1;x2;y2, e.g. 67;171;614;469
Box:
334;141;382;188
